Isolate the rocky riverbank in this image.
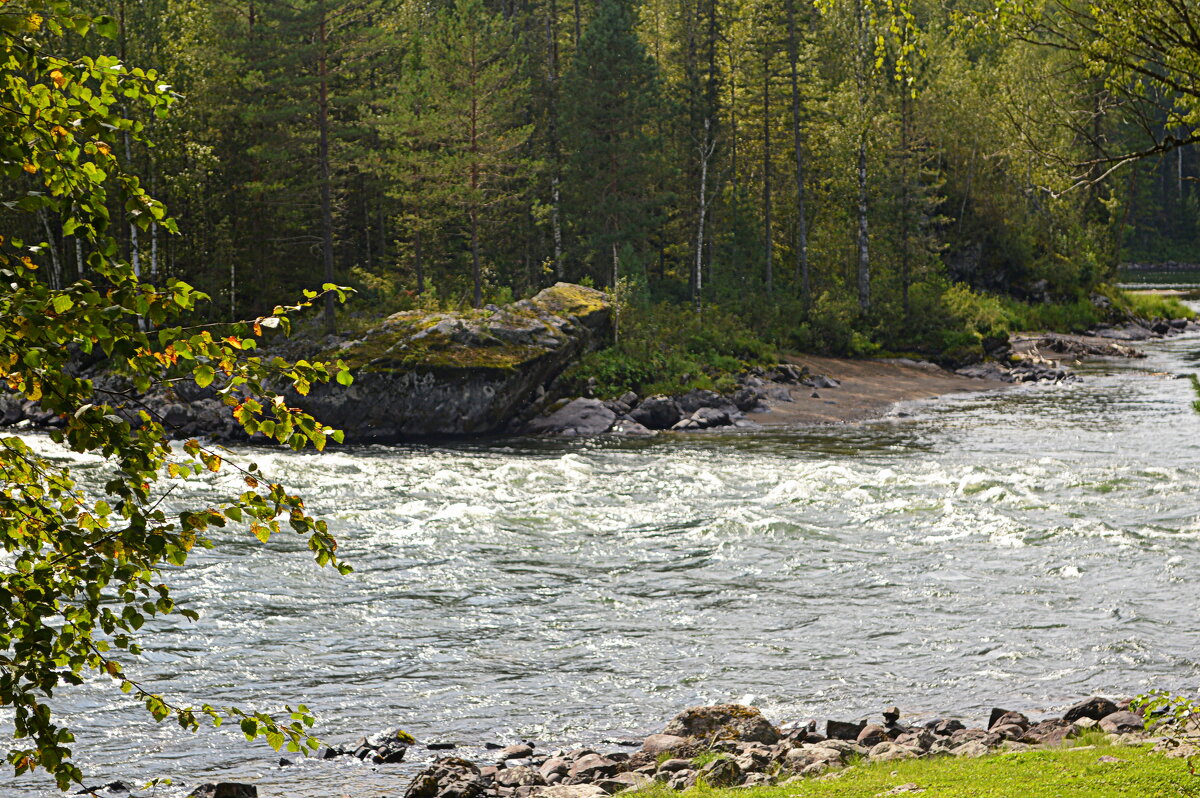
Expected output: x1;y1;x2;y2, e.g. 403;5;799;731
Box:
2;287;1195;443
131;698;1194;798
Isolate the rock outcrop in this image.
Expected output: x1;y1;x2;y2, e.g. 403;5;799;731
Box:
298;283;612;441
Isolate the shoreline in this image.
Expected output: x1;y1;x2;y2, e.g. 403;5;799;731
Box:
168;697;1186;798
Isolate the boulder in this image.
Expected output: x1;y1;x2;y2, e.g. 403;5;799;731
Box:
825;719;867;741
537;786;609;798
662;704;780;744
1063;697;1119;724
868;742;917;762
526;398;616;436
298;283;612;441
640;734;688;755
405;758;487;798
927;719;965;736
187;786;257;798
697;757;742;787
494;767;546;788
611;416;655;436
856;725;887;748
595;772;652;794
677;389;735;414
1098;711;1144;734
629;396;683;430
568;754;620;782
671;407;732;431
497;744;535;762
952;740;990;758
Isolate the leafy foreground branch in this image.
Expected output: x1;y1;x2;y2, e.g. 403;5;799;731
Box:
0;2;354;789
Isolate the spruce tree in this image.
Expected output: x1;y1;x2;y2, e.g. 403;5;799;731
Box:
561;0;663;287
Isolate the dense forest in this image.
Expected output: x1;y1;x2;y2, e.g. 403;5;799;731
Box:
2;0;1195;360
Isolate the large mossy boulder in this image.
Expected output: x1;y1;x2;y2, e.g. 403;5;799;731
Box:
298;283;611;441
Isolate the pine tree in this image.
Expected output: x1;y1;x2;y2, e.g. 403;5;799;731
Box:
561;0;663;287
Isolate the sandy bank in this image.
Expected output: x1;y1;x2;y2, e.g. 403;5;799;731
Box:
748;354;1003;427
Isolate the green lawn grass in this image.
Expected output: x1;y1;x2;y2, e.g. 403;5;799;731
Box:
637;743;1199;798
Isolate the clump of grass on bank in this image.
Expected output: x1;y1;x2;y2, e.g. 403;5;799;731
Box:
560;301;778;399
635;742;1198;798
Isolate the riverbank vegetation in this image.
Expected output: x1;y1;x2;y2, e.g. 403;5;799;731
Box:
2;0;1197;360
640;742;1198;798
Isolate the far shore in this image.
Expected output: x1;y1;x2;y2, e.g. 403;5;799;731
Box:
747;354;1005;427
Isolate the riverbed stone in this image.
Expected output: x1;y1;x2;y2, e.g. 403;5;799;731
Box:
595;772;652;794
405;758;487;798
824;720;867;741
641;734;689;756
868;742;918;762
629;396;683;430
1099;711;1145;734
1063;697;1119;723
186;785;257;798
526;399;616;436
495;767;546;788
568;754;620;782
856;724;887;747
536;785;609;798
988;710;1029;731
662;704;780;744
928;719;965;736
952;740;991;758
697;757;742;787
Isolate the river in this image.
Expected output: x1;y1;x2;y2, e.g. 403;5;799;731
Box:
5;324;1200;797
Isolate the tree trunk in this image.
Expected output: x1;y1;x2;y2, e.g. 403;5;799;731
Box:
318;1;337;331
415;228;425;296
694;119;713;313
900;86;910;317
547;0;565;280
762;52;773;295
854;0;869;314
786;0;810;305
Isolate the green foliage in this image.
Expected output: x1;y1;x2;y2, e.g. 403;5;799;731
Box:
564;302;776;398
1132;691;1200;774
0;5;353;789
628;740;1198;797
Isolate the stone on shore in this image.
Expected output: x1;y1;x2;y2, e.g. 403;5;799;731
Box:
662;704;780;744
1098;711;1144;734
1063;697;1119;723
405;758;487;798
640;734;688;755
187;785;257;798
524;399;616;436
298;283;612;441
628;396;683;430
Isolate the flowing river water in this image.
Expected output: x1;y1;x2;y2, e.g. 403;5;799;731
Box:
7;320;1200;796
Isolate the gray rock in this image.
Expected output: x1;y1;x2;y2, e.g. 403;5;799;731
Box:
697;757;742;787
856;724;887;747
536;786;609;798
927;719;965;736
595;772;652;794
662;704;780;744
1063;697;1119;723
988;709;1029;730
611;416;655;437
500;745;536;762
297;283;612;441
952;740;990;758
526;399;616;436
186;786;257;798
405;758;487;798
494;767;546;788
629;396;683;430
1098;711;1144;734
868;742;918;762
568;754;619;782
825;719;867;741
539;758;570;780
641;734;688;755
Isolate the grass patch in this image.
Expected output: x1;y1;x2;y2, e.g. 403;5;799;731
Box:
632;743;1198;798
562;301;778;398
